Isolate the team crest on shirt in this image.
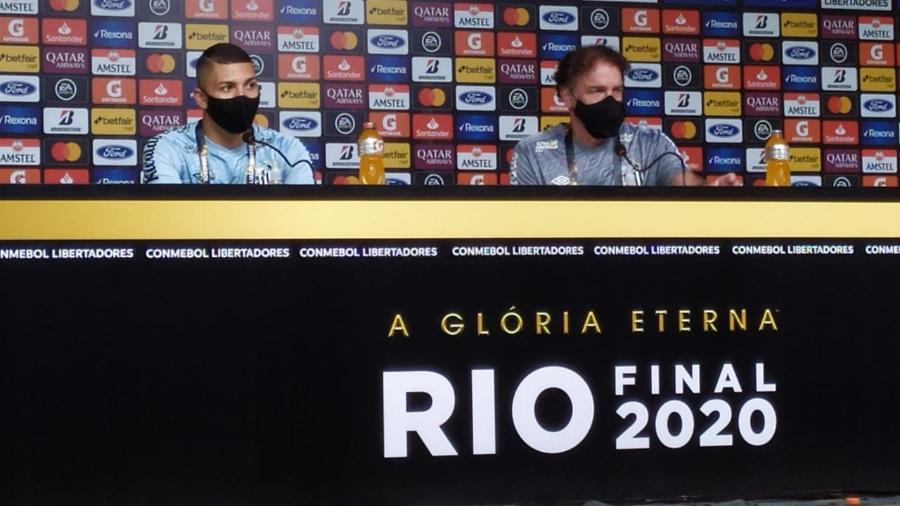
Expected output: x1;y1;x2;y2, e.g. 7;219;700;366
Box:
534;139;558;153
550;174;570;185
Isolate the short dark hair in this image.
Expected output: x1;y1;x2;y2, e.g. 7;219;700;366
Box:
196;43;253;87
553;45;630;93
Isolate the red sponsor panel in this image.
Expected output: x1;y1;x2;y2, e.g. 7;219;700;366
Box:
540;87;568;114
457;172;498;185
0;16;39;44
139;79;183;106
278;54;320;81
412;114;453;140
677;146;703;172
186;0;228;19
662;10;700;35
496;32;537;59
44;168;89;184
0;168;41;184
322;55;365;81
859;42;894;67
823;120;860;144
622;8;660;33
785;119;821;144
41;18;87;46
703;65;741;90
369;112;411;139
863;175;898;186
743;65;781;90
231;0;274;21
454;31;495;57
91;78;137;105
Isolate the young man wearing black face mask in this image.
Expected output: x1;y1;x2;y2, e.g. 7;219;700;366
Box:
142;43;314;184
510;46;739;186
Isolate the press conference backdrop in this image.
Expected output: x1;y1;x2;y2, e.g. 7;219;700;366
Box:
0;0;898;185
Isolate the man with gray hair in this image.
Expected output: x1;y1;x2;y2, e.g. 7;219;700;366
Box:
511;45;739;186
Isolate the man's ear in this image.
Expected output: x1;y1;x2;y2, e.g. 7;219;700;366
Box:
192;87;207;109
558;86;576;110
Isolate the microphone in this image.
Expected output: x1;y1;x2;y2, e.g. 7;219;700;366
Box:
615;141;688;186
242;130;315;170
615;142;644;186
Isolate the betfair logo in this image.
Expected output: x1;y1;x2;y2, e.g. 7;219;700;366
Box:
455;57;495;83
91;108;135;134
185;24;229;50
622;37;661;62
704;92;741;116
277;83;320;108
781;13;817;37
366;1;406;25
0;45;39;72
860;68;896;92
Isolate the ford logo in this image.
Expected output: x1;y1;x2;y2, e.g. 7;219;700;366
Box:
95;0;132;9
786;47;815;60
284;117;317;131
791;181;817;187
709;124;739;137
542;11;575;25
461;91;492;105
372;34;405;49
0;81;37;96
627;68;659;82
863;99;893;113
98;145;134;159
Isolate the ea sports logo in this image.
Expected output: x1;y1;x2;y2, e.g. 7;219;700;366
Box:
590;9;609;30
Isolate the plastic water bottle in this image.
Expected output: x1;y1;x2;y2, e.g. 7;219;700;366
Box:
765;129;791;186
358;122;385;185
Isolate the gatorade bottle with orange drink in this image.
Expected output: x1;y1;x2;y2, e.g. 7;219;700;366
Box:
358;122;385;185
765;129;791;186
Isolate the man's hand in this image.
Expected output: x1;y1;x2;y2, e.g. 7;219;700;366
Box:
709;173;741;186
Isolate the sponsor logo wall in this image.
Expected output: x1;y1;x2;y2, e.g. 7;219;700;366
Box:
0;0;897;185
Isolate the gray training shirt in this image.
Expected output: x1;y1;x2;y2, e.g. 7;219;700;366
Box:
510;123;685;186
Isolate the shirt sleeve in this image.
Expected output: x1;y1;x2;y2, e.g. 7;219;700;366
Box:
141;134;187;184
280;137;314;185
640;129;685;186
510;140;540;185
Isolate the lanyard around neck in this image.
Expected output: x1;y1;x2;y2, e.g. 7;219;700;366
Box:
195;121;256;184
564;125;623;186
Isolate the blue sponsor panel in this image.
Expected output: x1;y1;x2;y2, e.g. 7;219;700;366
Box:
861;121;898;146
782;66;819;92
702;12;740;37
90;20;137;48
624;90;663;116
367;56;410;83
92;167;140;184
0;77;40;102
0;106;40;134
540;34;578;60
705;147;744;173
277;0;320;24
455;114;497;141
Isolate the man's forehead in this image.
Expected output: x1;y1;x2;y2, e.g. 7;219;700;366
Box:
207;62;256;81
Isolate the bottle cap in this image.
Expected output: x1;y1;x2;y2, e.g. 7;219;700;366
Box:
363;122;375;129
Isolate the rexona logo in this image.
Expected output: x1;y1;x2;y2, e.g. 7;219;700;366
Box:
782;42;819;65
370;84;410;110
782;66;819;91
862;149;898;174
861;120;897;146
624;64;662;88
625;90;663;116
860;93;896;118
454;3;494;29
368;29;408;55
703;39;740;64
742;13;779;37
858;16;893;40
91;20;136;48
0;75;38;102
705;118;742;143
278;26;319;53
784;93;821;117
664;91;702;115
705;147;743;173
279;111;321;137
455;113;496;141
367;55;408;83
539;6;578;31
92;138;137;166
702;12;739;37
456;144;497;171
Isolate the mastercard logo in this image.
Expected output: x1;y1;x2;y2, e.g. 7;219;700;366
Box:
252;113;269;128
145;54;177;74
49;0;79;11
417;87;447;107
330;31;359;51
827;95;853;114
50;141;82;162
748;43;775;62
669;121;698;140
502;7;530;27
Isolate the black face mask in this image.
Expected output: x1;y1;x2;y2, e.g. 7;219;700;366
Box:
573;95;625;140
203;91;260;134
